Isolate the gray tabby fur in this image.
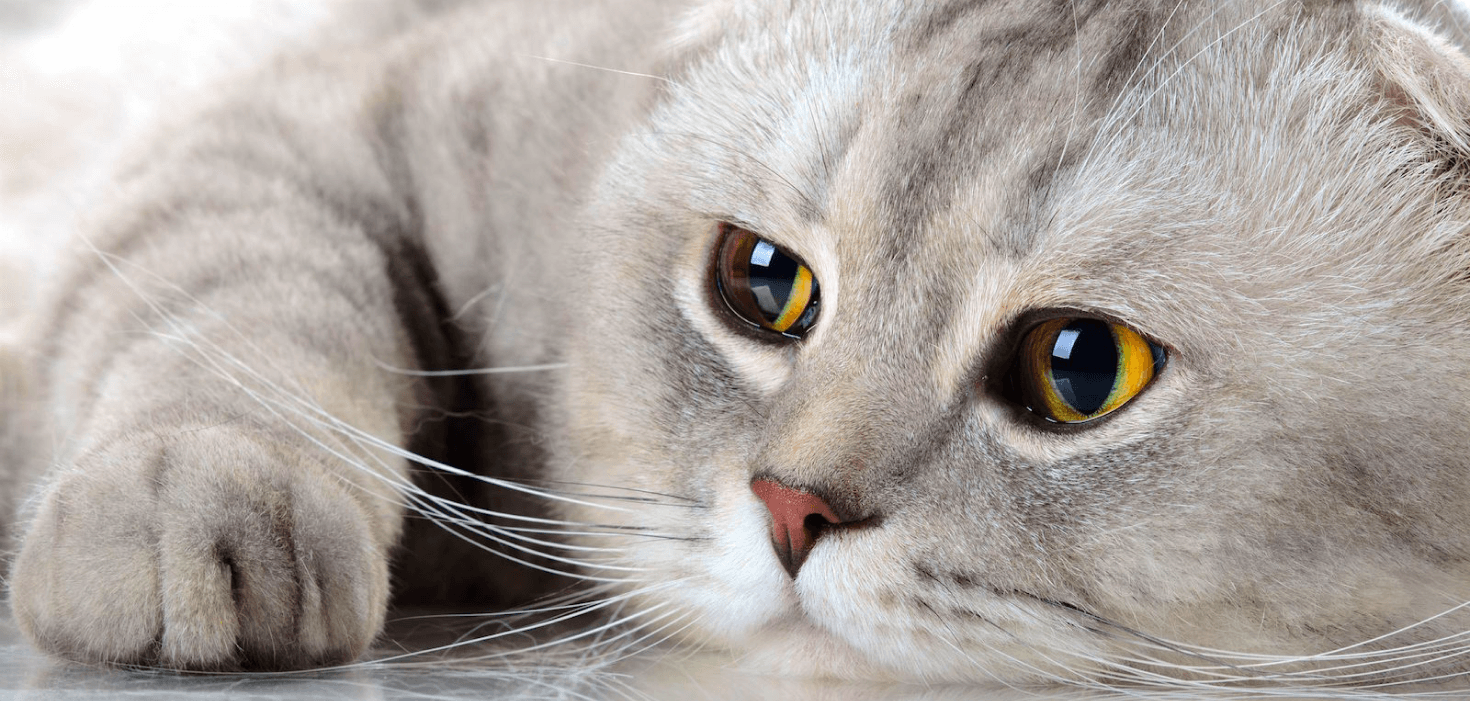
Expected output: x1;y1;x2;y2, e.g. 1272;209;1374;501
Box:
4;0;1470;686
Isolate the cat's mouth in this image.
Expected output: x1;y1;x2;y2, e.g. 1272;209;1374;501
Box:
742;577;1111;682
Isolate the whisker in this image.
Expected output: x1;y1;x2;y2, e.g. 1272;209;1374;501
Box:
372;360;569;377
85;244;671;515
362;582;689;667
123;314;664;581
515;53;679;88
511;477;703;505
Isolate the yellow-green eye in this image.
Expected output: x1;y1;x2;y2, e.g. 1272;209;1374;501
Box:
714;224;821;337
1014;317;1165;423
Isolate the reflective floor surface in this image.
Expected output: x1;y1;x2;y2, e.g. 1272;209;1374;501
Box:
0;611;1047;701
8;611;1470;701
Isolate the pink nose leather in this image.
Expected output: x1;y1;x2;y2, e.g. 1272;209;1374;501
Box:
751;479;841;578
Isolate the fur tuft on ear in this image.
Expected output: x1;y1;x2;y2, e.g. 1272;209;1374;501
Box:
1371;3;1470;152
657;0;738;81
665;0;729;55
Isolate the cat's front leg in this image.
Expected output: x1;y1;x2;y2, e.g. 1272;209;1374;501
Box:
9;245;421;670
7;101;433;669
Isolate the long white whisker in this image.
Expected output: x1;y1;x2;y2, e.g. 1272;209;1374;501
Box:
372;360;569;377
362;582;689;667
126;311;661;581
515;53;679;87
85;244;679;514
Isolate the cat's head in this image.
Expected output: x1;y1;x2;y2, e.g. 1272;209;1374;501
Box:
555;0;1470;684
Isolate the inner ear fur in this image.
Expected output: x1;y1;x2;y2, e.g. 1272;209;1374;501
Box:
1371;4;1470;153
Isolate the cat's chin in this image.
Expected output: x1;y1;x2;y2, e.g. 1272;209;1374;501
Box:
722;617;904;681
646;489;895;679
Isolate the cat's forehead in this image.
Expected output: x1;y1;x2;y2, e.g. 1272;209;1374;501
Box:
662;0;1343;245
654;0;1456;350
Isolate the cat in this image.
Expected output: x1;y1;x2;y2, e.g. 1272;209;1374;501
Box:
6;0;1470;689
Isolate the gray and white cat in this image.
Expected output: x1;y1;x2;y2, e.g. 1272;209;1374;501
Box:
5;0;1470;688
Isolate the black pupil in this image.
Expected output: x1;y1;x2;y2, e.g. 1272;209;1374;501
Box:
1049;319;1117;415
746;240;802;321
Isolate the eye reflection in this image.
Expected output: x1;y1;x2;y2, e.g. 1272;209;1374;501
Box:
1012;317;1164;423
714;225;820;337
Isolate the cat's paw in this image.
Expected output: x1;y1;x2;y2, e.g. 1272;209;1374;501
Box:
9;425;391;670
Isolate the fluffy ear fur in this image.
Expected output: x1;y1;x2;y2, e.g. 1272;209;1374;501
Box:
1373;4;1470;152
664;0;726;56
658;0;749;82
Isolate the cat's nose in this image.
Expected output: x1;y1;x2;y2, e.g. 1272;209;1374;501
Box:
750;478;853;579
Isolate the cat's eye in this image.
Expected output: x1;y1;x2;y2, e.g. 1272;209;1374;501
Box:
714;224;821;338
1011;317;1166;423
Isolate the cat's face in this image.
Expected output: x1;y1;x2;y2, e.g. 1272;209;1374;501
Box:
553;0;1470;683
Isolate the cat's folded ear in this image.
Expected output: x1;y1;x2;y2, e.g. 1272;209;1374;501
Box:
1370;3;1470;153
655;0;738;82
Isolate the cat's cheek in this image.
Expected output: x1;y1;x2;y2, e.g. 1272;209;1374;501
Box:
786;537;934;675
669;250;792;394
